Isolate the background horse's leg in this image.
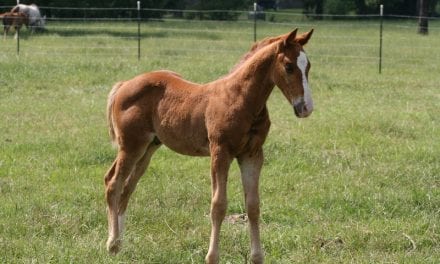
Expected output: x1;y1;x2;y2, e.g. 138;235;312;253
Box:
206;145;232;264
118;140;161;238
104;148;145;254
13;27;18;40
4;26;8;39
238;150;264;264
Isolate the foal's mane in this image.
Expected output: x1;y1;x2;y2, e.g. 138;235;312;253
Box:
228;29;313;75
228;32;290;74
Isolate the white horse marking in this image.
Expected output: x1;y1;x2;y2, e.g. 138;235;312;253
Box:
297;51;313;112
118;213;126;238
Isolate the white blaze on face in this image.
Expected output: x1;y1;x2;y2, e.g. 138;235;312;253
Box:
296;51;313;112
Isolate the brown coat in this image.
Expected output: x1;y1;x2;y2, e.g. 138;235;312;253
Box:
104;29;314;264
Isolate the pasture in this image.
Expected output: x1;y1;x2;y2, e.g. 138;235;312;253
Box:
0;17;439;263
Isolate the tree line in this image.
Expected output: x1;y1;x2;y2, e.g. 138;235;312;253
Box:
304;0;439;16
5;0;439;18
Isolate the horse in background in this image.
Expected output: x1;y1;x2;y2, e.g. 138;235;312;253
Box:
0;12;29;39
11;4;45;32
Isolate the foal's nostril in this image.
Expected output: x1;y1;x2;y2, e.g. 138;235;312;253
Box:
293;99;312;118
293;101;305;117
302;104;308;112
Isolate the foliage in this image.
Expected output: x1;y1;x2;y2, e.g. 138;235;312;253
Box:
303;0;324;17
182;0;248;20
4;0;440;17
324;0;356;14
303;0;439;16
3;0;249;20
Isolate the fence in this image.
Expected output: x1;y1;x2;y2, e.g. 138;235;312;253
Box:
1;5;440;74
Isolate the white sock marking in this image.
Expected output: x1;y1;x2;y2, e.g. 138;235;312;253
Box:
118;213;126;238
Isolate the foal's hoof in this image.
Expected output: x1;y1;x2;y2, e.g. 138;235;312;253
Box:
251;252;264;264
205;253;219;264
106;238;122;255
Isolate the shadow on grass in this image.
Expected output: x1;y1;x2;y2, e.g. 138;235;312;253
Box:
10;20;223;40
48;28;168;39
41;22;222;40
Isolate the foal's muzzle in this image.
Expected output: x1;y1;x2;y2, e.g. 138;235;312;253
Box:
293;98;313;118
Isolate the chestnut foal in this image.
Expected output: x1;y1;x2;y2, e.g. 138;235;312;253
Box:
1;12;28;39
104;29;314;263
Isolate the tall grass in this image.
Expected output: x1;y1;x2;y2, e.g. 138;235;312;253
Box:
0;18;439;263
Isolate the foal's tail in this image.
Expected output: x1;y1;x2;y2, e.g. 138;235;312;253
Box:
107;81;123;147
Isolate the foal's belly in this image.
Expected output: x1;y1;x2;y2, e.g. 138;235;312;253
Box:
152;87;211;156
156;131;210;156
153;115;210;157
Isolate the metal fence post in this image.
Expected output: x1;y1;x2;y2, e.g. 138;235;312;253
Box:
137;1;141;61
16;0;20;55
16;29;20;55
379;4;383;74
253;2;257;42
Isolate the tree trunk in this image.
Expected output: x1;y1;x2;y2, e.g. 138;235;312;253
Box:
315;0;323;20
354;0;367;14
418;0;429;35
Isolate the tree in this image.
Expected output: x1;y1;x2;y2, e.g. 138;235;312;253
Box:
302;0;438;17
303;0;324;19
186;0;248;20
325;0;355;15
418;0;429;34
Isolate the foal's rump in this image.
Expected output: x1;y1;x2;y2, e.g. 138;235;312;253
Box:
107;71;211;156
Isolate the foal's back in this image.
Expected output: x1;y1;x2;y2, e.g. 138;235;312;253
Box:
113;70;212;156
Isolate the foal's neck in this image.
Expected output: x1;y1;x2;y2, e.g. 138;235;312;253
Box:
228;46;276;114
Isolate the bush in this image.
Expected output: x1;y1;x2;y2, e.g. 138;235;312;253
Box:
185;0;247;20
325;0;355;15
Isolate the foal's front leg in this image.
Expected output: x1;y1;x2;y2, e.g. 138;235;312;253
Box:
205;145;233;264
238;149;264;264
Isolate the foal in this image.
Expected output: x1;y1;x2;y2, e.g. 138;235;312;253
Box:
1;12;28;39
104;29;314;263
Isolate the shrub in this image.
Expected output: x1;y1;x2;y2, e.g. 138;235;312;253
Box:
325;0;355;15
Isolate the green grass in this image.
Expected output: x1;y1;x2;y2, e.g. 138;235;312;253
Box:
0;17;439;263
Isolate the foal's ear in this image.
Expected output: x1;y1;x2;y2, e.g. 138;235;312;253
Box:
295;29;314;46
283;28;298;48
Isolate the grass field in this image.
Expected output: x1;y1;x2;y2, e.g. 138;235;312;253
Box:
0;16;439;263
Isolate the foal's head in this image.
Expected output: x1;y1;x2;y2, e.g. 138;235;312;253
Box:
272;29;314;118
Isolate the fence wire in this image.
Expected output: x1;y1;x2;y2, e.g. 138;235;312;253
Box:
1;6;439;72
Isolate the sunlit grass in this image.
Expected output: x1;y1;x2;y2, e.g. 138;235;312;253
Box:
0;18;439;263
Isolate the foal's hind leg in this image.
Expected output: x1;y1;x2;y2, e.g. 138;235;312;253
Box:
117;140;161;238
104;146;146;254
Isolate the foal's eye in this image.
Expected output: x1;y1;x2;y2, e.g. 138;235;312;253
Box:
285;63;294;74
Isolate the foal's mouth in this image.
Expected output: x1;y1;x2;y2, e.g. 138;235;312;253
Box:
293;98;313;118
